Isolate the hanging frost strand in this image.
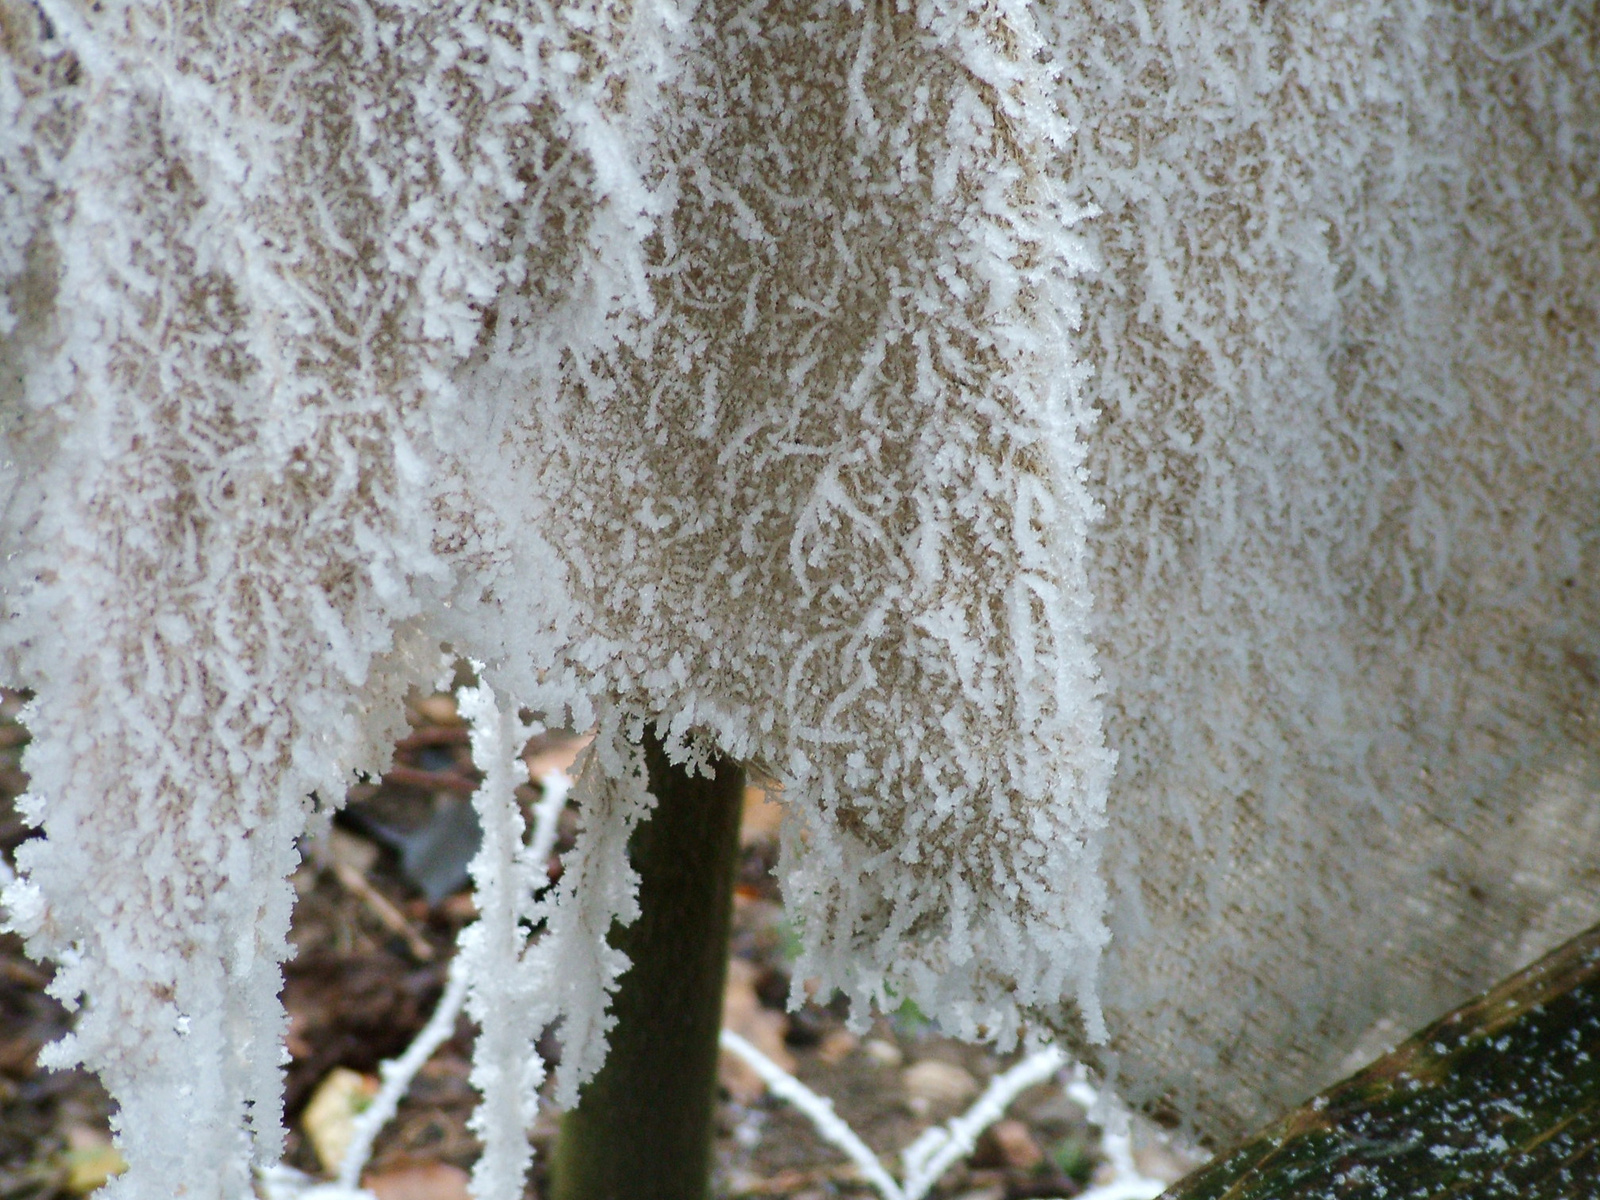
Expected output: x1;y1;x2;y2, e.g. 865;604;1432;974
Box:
455;680;548;1200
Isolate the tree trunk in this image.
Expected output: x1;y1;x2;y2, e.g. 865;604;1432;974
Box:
1163;921;1600;1199
548;729;745;1200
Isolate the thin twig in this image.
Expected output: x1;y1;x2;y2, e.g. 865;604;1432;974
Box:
720;1030;1157;1200
326;857;435;962
335;957;471;1189
1063;1065;1169;1200
900;1047;1067;1200
720;1028;907;1200
324;765;571;1191
526;770;570;871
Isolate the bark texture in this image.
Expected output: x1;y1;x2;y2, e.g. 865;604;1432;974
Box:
548;732;745;1200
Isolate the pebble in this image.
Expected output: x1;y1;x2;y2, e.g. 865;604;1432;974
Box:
985;1118;1043;1170
903;1058;979;1114
863;1038;904;1067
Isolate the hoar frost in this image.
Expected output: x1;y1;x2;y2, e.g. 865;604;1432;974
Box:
1051;0;1600;1136
1;0;1598;1195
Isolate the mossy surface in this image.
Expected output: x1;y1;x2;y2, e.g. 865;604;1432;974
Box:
1165;924;1600;1199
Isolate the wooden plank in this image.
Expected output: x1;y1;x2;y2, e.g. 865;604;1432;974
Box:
1163;924;1600;1199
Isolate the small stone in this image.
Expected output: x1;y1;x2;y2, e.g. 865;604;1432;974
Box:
904;1059;979;1115
863;1038;904;1067
985;1119;1043;1170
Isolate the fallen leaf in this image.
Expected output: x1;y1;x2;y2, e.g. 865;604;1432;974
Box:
740;786;784;844
720;958;794;1103
303;1066;379;1175
61;1127;125;1195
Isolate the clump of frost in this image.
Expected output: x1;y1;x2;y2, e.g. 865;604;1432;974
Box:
0;0;671;1195
457;0;1114;1051
1045;0;1600;1139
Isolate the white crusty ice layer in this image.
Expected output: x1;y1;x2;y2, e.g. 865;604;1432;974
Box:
1;0;1597;1194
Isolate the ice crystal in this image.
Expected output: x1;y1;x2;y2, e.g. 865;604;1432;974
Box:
1042;0;1600;1138
0;0;669;1192
1;0;1597;1192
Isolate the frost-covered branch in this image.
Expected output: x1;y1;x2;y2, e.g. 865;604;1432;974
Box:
719;1029;906;1200
1061;1068;1168;1200
333;748;569;1193
899;1048;1069;1200
333;952;470;1191
720;1034;1122;1200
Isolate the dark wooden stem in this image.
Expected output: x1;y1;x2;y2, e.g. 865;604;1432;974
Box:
548;728;744;1200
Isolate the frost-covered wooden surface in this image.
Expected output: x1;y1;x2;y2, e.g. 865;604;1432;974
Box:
1163;920;1600;1200
2;0;1599;1195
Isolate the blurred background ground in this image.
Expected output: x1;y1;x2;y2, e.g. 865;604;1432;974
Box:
0;687;1203;1200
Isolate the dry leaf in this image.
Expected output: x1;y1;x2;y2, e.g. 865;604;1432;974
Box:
740;786;784;844
720;958;794;1103
302;1067;379;1175
60;1127;126;1195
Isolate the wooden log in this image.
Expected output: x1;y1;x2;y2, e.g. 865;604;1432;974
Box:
1163;923;1600;1199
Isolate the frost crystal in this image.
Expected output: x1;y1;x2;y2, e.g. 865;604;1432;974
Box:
455;0;1113;1050
2;0;1598;1191
1050;0;1600;1137
0;0;669;1192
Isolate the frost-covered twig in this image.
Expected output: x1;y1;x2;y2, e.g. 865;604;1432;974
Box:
525;770;571;881
314;752;569;1192
334;958;471;1189
719;1029;907;1200
1063;1066;1168;1200
720;1033;1086;1200
720;1032;1172;1200
456;681;552;1198
899;1047;1067;1200
254;1164;369;1200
